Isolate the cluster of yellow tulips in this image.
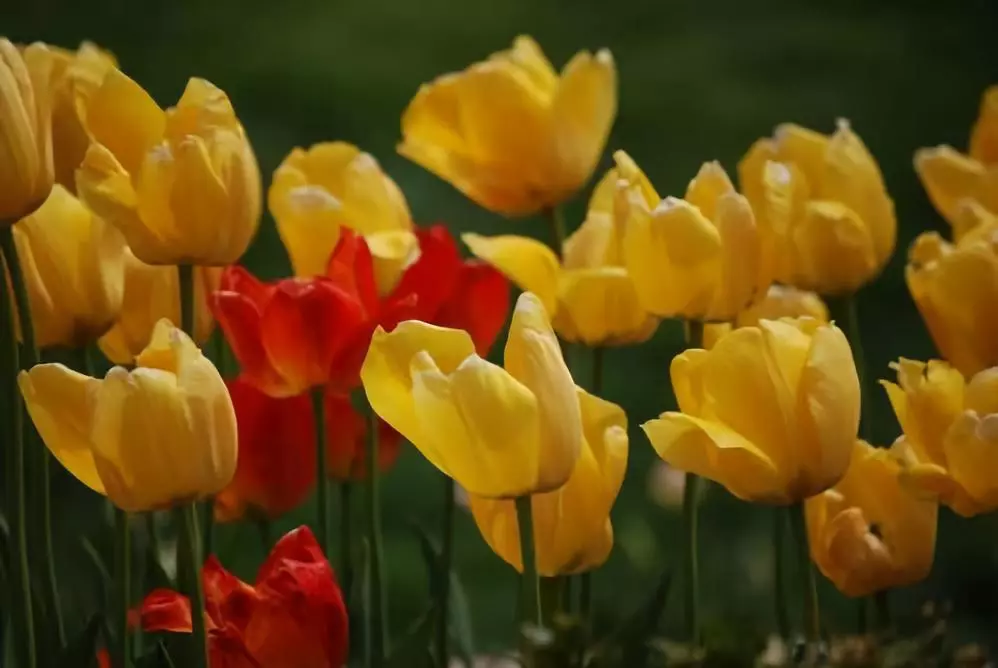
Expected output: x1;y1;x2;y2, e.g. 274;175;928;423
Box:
0;30;996;668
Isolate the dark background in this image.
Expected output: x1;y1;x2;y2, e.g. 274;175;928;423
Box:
5;0;998;655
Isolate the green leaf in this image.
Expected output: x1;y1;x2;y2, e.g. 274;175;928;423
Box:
56;613;103;668
135;640;178;668
386;605;436;668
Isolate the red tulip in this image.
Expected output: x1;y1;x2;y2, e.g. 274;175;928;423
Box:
325;393;402;481
138;526;348;668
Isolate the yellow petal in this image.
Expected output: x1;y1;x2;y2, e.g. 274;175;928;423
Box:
736;285;828;327
168;135;231;263
711;192;765;320
612;150;659;205
643;412;785;503
84;67;165;177
774;123;830;187
577;386;629;506
554;268;657;346
669;348;711;415
684;161;735;221
942;412;998;513
965;367;998;416
970;85;998;165
462;233;560;313
914;146;998;229
562;212;618;270
18;365;104;495
495;36;559;96
791;200;877;295
367;230;420;296
503;292;582;492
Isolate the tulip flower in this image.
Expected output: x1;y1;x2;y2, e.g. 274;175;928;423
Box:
643;317;860;504
882;359;998;517
36;42;116;191
270;141;414;278
324;392;402;481
468;387;627;575
806;440;937;598
703;285;829;349
399;35;617;216
76;70;261;265
463;208;656;346
138;526;349;668
11;184;125;348
362;291;582;498
905;204;998;376
739;120;896;296
18;319;237;511
0;39;54;222
98;250;221;365
915;86;998;237
611;157;772;321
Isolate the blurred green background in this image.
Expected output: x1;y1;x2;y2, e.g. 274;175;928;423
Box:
5;0;998;656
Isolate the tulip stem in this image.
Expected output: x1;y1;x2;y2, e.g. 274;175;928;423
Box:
515;496;542;627
114;509;132;668
788;502;821;647
826;294;868;439
546;205;568;255
177;503;208;668
365;403;388;666
875;590;892;635
178;264;195;338
579;572;592;621
435;476;455;664
202;501;215;558
683;320;705;647
312;388;330;555
0;231;37;668
773;508;790;639
340;482;354;604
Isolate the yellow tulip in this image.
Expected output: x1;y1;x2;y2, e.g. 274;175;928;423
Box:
915;86;998;237
11;185;125;347
269;142;416;281
613;158;772;320
805;440;937;598
19;319;237;511
881;358;998;517
643;317;860;504
76;70;261;265
361;291;582;498
703;284;828;349
0;39;54;222
468;387;627;576
98;250;220;365
399;35;616;216
462;211;657;346
739;120;896;295
905;205;998;377
37;42;116;192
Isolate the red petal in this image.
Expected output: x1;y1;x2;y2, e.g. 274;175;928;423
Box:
219;266;275;307
204;556;259;634
326;228;378;317
138;589;193;633
256;526;328;585
96;649;111;668
212;288;287;396
435;260;510;355
214;378;316;523
325;391;403;481
385;224;461;323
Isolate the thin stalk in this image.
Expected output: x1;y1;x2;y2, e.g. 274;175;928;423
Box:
788;502;821;646
313;388;329;555
202;501;214;558
562;576;575;615
579;573;592;621
773;508;790;639
515;497;541;626
435;476;456;664
145;514;162;566
177;504;208;668
340;482;354;603
365;402;387;665
538;577;564;628
113;510;131;668
177;265;195;338
545;205;568;256
683;320;705;646
826;294;868;440
875;590;892;635
0;229;37;668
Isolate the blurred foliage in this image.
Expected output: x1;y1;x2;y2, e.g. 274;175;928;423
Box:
5;0;998;658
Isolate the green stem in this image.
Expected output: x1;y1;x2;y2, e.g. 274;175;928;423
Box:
340;482;354;603
145;514;162;566
515;496;541;627
538;577;564;628
177;265;195;338
683;320;705;646
875;590;892;635
435;476;455;664
365;402;387;665
202;500;214;558
579;573;592;621
857;598;868;635
177;503;208;668
313;388;329;555
545;205;568;256
773;508;789;639
0;228;37;668
788;502;820;646
826;294;868;440
114;510;131;668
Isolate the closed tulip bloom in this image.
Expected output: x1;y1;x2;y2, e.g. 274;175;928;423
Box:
806;440;937;598
270;141;414;278
703;284;829;350
469;387;627;575
399;36;616;216
18;319;237;511
98;250;220;365
739;120;896;295
643;317;860;504
906;205;998;376
0;39;54;222
915;86;998;236
12;184;125;347
361;291;582;498
77;70;261;265
618;159;771;320
463;212;656;346
882;359;998;517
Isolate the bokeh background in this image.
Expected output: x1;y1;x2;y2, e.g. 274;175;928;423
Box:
5;0;998;656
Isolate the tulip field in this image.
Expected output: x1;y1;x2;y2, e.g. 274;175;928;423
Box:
2;2;998;667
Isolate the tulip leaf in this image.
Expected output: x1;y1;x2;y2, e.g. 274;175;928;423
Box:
56;613;102;668
386;605;436;668
135;640;178;668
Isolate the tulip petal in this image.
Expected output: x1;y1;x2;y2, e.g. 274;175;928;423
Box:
138;589;193;633
577;387;628;506
462;233;560;314
386;225;461;324
915;146;998;229
434;260;511;356
684;161;735;221
792;200;876;295
774;123;830;187
643;413;785;503
85;67;166;177
169;135;233;262
712;192;764;318
212;289;286;396
970;85;998;165
942;412;998;512
18;365;104;495
554;267;656;346
562;212;619;269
